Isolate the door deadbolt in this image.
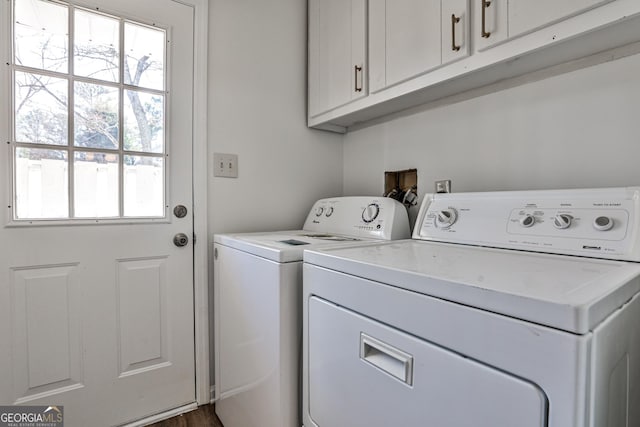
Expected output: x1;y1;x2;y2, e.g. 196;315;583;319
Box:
173;233;189;247
173;205;188;218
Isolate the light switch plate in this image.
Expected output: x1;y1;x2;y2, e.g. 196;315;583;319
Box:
214;153;238;178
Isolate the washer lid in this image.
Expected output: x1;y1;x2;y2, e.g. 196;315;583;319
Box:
304;240;640;334
214;231;371;262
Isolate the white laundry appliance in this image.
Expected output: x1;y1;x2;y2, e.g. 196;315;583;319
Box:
303;187;640;427
213;196;410;427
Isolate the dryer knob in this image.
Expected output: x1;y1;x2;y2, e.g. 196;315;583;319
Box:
593;216;614;231
553;214;573;230
362;203;380;223
519;214;536;228
325;207;334;217
315;207;324;217
435;208;458;229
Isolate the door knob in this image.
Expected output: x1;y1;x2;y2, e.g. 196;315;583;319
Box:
173;233;189;247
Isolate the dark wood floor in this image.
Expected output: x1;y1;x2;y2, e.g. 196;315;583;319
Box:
146;405;224;427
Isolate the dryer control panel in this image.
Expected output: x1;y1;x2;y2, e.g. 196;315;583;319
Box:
303;197;411;241
413;187;640;261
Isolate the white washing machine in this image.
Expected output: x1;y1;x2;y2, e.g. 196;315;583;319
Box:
303;187;640;427
213;196;410;427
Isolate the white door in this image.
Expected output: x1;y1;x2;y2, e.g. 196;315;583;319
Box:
0;0;196;426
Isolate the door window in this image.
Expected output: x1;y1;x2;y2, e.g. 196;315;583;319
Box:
10;0;167;221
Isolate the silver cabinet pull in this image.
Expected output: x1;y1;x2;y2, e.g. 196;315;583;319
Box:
481;0;492;38
451;14;461;51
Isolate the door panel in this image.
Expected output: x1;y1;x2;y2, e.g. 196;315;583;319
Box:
0;0;196;425
117;257;169;376
11;265;83;403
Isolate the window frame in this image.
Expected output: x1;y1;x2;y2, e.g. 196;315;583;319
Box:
6;0;172;226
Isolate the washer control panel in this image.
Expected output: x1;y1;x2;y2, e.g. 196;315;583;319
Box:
303;197;410;241
414;187;640;261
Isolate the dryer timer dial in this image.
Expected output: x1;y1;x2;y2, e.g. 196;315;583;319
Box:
362;203;380;223
435;208;458;229
553;214;573;230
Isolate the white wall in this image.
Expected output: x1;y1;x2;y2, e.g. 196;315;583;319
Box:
207;0;343;236
343;50;640;226
206;0;343;389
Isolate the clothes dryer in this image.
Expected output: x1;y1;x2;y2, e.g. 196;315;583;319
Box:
213;196;410;427
303;188;640;427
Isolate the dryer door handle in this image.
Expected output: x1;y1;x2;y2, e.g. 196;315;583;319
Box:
360;333;414;386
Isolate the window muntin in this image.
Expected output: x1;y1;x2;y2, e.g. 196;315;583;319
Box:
11;0;167;221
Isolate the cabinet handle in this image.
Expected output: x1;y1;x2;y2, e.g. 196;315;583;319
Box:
451;14;461;51
354;65;363;92
481;0;491;38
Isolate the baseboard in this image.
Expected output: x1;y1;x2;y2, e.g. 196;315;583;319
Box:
124;403;199;426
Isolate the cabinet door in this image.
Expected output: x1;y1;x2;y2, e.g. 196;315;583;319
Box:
309;0;366;116
387;0;441;87
370;0;442;91
508;0;614;37
441;0;470;65
473;0;508;51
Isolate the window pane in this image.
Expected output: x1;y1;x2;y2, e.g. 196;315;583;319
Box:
74;151;119;217
124;156;164;217
123;90;163;153
14;0;68;72
15;71;68;145
74;82;119;149
15;147;68;219
124;22;165;90
74;9;119;82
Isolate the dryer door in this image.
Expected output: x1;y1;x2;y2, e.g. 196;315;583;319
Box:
308;296;548;427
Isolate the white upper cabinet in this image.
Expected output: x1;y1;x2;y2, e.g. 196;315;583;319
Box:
370;0;469;93
508;0;614;38
474;0;615;51
308;0;367;117
308;0;640;131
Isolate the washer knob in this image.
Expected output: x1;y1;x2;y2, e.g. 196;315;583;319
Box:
325;207;334;217
519;214;536;228
362;203;380;223
435;208;458;229
315;207;324;217
553;214;573;229
593;216;614;231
